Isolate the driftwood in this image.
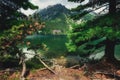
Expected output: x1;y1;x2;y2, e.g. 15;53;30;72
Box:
19;49;56;77
36;55;56;74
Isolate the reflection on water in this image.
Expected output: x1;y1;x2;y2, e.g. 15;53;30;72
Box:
26;34;66;39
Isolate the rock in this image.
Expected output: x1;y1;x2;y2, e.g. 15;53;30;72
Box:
116;70;120;75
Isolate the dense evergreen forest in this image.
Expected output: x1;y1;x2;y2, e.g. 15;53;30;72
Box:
0;0;120;80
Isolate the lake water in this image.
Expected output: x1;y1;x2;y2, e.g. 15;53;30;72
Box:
25;34;68;58
25;34;120;59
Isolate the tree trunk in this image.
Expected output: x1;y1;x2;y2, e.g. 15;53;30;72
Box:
20;60;26;80
20;61;26;80
103;0;117;63
109;0;116;14
104;38;116;62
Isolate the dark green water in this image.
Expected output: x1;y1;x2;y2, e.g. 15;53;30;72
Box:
25;34;120;59
25;34;68;58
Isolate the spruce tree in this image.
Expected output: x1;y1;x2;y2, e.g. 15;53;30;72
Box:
67;0;120;63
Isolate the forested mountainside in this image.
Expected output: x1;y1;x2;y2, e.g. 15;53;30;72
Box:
34;4;71;34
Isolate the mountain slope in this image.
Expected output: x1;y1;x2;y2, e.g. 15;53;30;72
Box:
34;4;71;34
38;4;70;20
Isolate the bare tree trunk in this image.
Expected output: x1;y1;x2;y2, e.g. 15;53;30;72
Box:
19;55;26;80
103;0;117;63
104;38;116;62
20;60;26;80
109;0;116;14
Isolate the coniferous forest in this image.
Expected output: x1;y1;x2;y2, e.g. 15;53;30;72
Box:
0;0;120;80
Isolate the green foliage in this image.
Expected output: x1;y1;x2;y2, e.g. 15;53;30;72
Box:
44;14;69;34
22;2;38;10
33;4;70;35
66;12;120;55
26;57;44;69
66;41;77;52
68;0;108;7
0;18;44;57
0;0;38;30
70;11;89;20
71;5;88;11
0;56;19;69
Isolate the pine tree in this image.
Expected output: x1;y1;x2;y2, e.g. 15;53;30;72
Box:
67;0;120;63
0;0;38;30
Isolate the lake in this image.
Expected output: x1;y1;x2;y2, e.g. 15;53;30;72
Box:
25;34;68;58
25;34;120;59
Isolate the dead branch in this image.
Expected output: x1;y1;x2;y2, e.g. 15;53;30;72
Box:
20;59;26;80
36;55;56;74
39;68;47;71
23;49;56;74
69;65;80;69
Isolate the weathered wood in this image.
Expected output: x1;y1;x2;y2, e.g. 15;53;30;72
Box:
69;65;80;69
36;55;56;74
20;60;26;80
